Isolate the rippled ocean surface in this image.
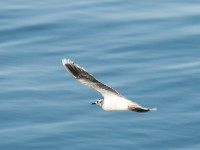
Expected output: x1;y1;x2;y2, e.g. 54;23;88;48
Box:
1;0;200;149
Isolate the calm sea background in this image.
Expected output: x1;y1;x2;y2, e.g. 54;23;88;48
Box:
1;0;200;150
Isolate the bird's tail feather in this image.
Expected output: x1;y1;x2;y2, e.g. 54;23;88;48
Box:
129;106;157;113
129;107;150;113
150;107;157;111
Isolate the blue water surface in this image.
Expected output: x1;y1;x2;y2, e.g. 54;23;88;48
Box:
1;0;200;150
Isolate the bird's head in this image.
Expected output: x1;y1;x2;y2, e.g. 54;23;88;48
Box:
92;98;104;107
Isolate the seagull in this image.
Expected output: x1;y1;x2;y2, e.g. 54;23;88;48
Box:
62;59;157;113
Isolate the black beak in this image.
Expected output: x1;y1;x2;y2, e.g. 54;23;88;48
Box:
91;102;96;105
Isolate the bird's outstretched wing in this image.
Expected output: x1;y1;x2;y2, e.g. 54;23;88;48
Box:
62;59;123;98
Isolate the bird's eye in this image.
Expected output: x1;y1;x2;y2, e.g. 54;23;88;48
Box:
100;101;102;103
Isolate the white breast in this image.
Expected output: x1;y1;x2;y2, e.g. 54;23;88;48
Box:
102;96;138;111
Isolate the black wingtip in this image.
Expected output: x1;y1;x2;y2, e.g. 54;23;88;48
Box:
65;64;79;77
134;108;150;113
62;59;81;78
129;107;150;113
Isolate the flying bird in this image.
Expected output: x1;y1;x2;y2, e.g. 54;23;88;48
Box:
62;59;157;113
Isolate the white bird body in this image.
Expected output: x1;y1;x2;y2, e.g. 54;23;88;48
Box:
101;96;135;111
102;96;126;111
62;59;156;113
